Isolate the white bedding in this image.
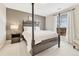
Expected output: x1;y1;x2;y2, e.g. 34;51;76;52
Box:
22;30;58;52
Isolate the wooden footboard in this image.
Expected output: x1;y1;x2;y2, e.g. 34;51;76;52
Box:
22;34;60;56
32;37;58;55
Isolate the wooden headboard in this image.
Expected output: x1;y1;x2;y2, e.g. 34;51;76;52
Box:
23;21;39;27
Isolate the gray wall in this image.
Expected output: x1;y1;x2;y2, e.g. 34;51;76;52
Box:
6;8;45;40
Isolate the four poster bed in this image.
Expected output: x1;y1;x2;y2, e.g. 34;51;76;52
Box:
22;3;60;56
22;21;60;56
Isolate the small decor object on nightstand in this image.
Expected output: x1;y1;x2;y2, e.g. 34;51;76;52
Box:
11;33;21;44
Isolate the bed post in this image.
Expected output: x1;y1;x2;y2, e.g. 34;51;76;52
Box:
58;35;60;48
58;13;60;48
31;3;35;56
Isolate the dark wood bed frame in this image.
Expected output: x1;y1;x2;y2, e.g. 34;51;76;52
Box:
22;3;60;56
31;36;60;55
23;21;60;56
22;33;60;56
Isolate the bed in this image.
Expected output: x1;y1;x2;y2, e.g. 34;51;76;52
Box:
22;21;60;55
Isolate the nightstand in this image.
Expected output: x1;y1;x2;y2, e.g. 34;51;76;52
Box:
11;33;21;44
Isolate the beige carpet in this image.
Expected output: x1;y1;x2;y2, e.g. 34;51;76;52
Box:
0;40;31;56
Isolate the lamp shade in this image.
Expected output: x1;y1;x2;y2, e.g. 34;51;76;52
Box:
10;25;18;30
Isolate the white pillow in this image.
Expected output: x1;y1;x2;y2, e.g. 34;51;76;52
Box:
24;27;32;31
24;26;40;31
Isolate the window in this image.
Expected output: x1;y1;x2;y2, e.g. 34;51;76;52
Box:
57;14;68;28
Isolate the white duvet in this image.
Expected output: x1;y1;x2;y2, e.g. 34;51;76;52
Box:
22;30;58;52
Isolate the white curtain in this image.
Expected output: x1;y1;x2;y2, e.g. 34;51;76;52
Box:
67;10;75;44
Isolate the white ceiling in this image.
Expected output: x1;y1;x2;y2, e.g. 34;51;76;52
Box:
4;3;79;16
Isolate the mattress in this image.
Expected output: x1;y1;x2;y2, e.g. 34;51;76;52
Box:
22;30;58;52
